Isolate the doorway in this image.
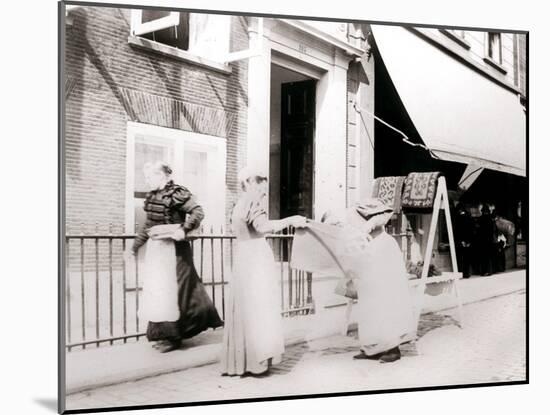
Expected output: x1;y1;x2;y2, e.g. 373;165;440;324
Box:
269;63;316;221
280;79;316;218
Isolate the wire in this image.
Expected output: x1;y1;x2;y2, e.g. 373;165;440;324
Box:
352;102;441;160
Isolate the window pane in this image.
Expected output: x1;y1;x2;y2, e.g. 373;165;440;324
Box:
134;136;174;194
141;10;172;23
453;30;465;38
488;33;501;63
182;150;208;207
141;13;190;50
133;197;147;232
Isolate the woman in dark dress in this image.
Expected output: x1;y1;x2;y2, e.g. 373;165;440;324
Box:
477;204;497;276
131;162;223;353
453;203;474;278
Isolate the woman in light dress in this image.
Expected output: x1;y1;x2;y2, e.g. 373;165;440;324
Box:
351;199;417;363
220;166;307;376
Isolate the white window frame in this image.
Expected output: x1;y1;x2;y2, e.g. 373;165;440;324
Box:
486;32;503;64
130;10;239;63
125;122;227;233
130;10;180;37
483;32;508;74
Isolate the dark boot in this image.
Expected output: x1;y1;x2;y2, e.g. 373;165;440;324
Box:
353;350;382;360
158;339;181;353
379;347;401;363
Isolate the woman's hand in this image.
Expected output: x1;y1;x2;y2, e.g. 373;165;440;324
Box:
288;215;308;228
171;227;187;241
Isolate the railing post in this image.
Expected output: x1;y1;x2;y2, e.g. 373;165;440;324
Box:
66;224;72;351
109;222;114;345
122;233;127;343
210;226;216;307
135;222;139;338
220;225;225;320
80;222;86;349
95;222;100;347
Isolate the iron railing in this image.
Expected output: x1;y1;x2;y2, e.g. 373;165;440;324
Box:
64;226;314;351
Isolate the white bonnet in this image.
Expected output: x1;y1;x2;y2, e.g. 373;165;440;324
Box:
238;163;268;186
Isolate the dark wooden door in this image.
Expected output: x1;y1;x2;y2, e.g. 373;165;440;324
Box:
280;80;316;219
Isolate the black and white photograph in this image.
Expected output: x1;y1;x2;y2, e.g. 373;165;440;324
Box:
59;0;528;413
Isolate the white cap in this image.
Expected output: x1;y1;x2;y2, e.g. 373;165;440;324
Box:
238;163;268;185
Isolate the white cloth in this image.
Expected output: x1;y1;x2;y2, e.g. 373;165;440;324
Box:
139;239;179;323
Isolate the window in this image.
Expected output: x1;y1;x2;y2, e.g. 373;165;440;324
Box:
125;122;227;233
486;32;502;64
130;10;231;62
452;30;465;39
439;28;470;49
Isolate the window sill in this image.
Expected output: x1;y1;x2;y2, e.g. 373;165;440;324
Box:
128;36;232;75
439;29;471;50
483;56;508;75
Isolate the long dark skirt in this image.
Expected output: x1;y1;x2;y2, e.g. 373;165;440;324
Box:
146;240;224;342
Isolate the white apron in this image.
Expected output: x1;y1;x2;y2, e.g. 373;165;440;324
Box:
139;239;180;323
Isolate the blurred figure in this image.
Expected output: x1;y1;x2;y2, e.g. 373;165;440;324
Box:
131;161;223;353
453;203;474;278
477;204;497;276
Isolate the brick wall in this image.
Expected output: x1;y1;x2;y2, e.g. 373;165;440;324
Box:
64;6;249;236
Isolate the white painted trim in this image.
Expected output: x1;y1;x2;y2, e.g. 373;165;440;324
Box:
130;10;179;37
128;36;231;74
269;38;332;72
278;19;364;56
271;53;324;80
224;49;261;63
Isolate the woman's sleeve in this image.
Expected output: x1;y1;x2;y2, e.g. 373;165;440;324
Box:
132;198;150;253
132;223;149;254
245;197;269;232
173;187;205;231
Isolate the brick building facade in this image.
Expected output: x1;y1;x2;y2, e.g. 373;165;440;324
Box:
65;6;250;234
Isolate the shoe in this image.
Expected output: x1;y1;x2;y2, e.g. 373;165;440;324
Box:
379;347;401;363
152;340;167;349
353;351;382;360
158;340;180;353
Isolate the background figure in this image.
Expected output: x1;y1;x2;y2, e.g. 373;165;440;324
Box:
132;162;223;353
477;203;497;276
453;203;474;278
493;207;513;273
220;166;306;376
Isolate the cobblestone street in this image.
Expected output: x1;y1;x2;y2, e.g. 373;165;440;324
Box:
67;290;526;411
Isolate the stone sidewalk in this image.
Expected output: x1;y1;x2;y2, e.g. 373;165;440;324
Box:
66;288;526;411
65;270;526;394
